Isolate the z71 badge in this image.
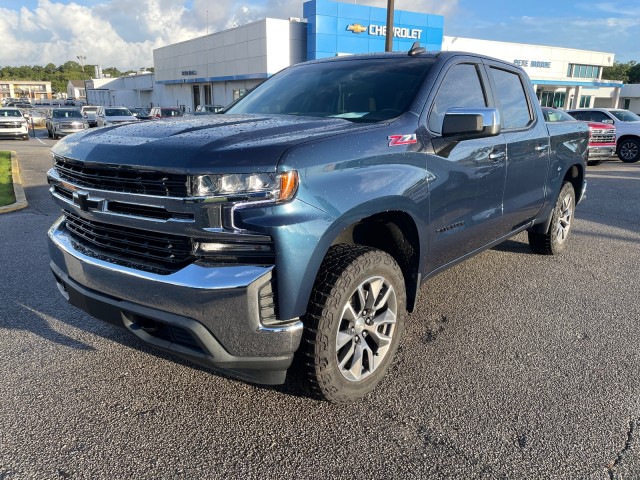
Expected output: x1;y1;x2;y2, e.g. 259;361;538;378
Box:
388;134;417;146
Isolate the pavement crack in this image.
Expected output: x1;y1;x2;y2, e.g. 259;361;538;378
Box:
606;418;637;480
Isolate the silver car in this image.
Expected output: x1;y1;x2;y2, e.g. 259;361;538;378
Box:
95;106;139;127
46;108;89;139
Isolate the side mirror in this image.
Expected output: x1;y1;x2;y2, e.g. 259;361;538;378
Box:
442;108;501;140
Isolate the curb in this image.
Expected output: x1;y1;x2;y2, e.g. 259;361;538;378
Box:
0;151;29;214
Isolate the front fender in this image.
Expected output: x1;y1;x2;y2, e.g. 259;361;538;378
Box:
237;194;427;321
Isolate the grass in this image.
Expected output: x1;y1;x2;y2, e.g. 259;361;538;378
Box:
0;151;16;207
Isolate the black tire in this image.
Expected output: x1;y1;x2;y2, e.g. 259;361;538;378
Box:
22;135;29;141
587;160;602;166
617;138;640;163
528;182;575;255
295;245;406;403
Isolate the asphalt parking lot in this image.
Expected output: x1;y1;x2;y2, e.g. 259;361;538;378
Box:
1;129;639;479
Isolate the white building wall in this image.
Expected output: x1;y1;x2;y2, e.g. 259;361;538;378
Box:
266;19;307;75
153;19;307;108
620;84;640;113
442;36;614;81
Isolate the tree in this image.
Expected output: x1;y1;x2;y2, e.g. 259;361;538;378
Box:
602;61;637;83
628;63;640;84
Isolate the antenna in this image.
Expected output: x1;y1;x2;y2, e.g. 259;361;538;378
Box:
408;42;426;56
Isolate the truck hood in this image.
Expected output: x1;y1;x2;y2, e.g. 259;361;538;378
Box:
52;114;380;173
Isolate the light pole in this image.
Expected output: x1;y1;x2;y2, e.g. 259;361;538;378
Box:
76;55;86;74
76;55;87;102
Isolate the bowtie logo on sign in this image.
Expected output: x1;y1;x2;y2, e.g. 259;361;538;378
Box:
346;24;368;34
346;24;422;39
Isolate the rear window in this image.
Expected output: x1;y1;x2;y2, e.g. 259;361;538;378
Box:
227;57;434;122
162;109;183;117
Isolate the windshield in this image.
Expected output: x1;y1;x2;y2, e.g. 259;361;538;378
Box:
0;109;22;117
83;107;98;113
106;108;132;116
53;110;82;118
542;108;575;122
610;110;640;122
227;57;434;122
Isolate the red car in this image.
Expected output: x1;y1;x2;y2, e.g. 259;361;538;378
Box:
542;107;615;166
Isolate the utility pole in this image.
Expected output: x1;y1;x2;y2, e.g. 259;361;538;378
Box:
385;0;395;52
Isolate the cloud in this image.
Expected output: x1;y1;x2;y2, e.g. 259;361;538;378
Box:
0;0;458;70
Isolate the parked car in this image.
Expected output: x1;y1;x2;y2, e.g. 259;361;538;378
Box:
46;108;88;139
129;107;152;120
542;107;616;166
95;106;139;127
0;107;29;140
567;108;640;163
194;104;225;115
81;106;100;127
47;49;588;403
149;107;184;119
64;98;76;106
24;108;47;127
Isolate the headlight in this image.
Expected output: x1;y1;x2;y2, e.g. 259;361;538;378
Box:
190;170;298;202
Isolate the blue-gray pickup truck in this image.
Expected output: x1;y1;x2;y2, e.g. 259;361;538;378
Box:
47;48;588;403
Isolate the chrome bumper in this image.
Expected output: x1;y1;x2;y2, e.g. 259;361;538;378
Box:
48;216;303;384
587;146;616;159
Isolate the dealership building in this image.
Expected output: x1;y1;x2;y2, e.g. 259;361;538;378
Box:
87;0;626;112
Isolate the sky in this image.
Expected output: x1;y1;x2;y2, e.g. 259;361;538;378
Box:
0;0;638;70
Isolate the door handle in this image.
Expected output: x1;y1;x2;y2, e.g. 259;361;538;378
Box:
489;151;506;162
535;144;549;151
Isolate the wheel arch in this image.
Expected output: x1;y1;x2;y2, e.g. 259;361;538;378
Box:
616;134;640;149
327;209;423;313
529;162;584;235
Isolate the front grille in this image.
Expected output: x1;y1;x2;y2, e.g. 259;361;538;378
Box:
54;155;189;197
0;122;22;128
63;211;193;274
590;129;616;144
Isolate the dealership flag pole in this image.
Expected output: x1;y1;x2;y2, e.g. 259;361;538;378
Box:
385;0;395;52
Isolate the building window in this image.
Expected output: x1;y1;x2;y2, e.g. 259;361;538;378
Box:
567;64;600;79
541;91;566;108
204;84;212;105
579;96;592;108
623;99;631;109
233;89;247;101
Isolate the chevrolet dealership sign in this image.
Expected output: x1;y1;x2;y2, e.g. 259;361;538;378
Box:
347;23;423;40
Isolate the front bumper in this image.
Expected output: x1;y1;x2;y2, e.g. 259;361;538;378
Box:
0;127;28;138
48;217;303;385
588;145;616;159
55;127;86;137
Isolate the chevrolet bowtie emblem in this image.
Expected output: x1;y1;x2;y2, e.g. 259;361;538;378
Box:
346;24;367;34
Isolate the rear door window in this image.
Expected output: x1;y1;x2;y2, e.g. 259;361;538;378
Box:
489;67;532;130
